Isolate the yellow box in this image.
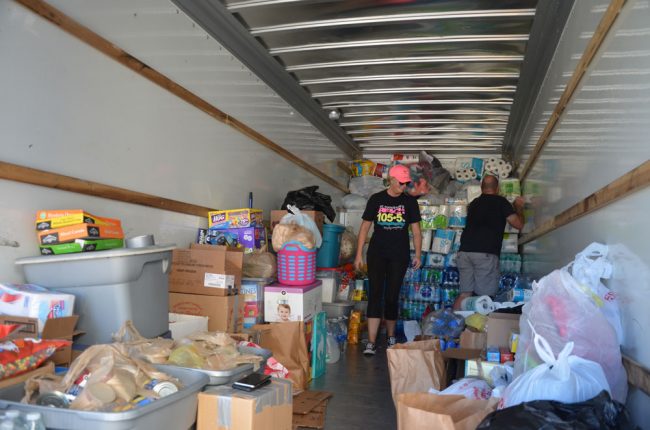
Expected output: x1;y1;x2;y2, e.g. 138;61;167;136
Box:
208;209;263;229
35;210;121;231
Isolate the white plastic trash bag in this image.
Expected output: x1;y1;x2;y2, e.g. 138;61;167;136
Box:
568;243;623;345
349;176;385;199
280;205;322;248
341;193;367;210
514;267;627;403
429;378;492;400
502;326;610;408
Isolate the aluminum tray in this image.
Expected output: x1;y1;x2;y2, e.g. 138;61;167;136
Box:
176;363;254;386
0;364;209;430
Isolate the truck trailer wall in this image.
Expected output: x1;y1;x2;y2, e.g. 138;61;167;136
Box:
517;0;650;426
0;1;345;282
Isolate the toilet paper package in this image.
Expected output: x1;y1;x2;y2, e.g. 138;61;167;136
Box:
433;205;449;229
431;229;456;254
0;283;75;333
426;253;445;268
448;204;467;228
421;229;433;251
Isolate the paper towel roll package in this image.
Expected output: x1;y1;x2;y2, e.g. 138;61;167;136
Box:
421;229;433;251
0;283;75;333
448;204;467;228
431;229;456;254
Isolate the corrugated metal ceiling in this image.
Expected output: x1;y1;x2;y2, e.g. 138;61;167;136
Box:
222;0;539;162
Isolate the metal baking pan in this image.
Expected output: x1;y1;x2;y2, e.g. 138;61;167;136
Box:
176;363;254;386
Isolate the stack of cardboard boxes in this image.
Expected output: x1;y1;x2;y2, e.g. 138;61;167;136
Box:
168;244;246;333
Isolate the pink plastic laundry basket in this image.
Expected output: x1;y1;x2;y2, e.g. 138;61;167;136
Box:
277;241;317;286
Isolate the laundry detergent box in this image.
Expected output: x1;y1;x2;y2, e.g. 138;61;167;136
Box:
35;209;121;231
208;208;263;229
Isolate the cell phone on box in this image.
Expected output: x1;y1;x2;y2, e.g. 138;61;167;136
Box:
232;373;271;391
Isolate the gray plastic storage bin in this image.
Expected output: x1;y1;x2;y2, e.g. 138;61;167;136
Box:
322;301;354;319
15;245;175;345
0;364;209;430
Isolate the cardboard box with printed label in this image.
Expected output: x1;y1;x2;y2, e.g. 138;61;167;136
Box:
270;210;324;234
169;245;243;296
197;378;292;430
264;281;322;323
169;293;244;333
486;313;520;349
0;315;80;366
208;209;263;229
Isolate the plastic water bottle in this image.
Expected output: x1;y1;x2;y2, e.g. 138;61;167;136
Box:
24;413;45;430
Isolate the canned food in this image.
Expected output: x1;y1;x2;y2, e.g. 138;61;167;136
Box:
36;391;70;408
150;381;178;397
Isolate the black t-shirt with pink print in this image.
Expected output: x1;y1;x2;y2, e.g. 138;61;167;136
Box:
362;190;421;261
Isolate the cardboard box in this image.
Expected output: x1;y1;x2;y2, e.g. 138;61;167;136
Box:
465;360;501;386
486;313;520;349
264;281;323;323
39;238;124;255
460;328;487;350
169;245;244;296
201;227;267;254
208;209;263;229
169;293;244;332
37;223;124;245
0;315;80;366
270;210;324;233
168;313;209;340
35;210;121;231
198;378;292;430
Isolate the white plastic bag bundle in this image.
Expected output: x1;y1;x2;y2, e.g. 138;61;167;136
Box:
348;176;385;199
514;267;627;402
279;205;322;248
341;193;367;210
429;378;492;400
568;243;623;344
502;326;610;408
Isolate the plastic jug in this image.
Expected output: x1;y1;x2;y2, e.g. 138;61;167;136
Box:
316;224;345;268
326;333;341;364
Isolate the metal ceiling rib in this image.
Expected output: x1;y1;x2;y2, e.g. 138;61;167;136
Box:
218;0;538;160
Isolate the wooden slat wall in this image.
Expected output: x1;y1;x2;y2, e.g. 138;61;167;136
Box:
0;161;215;217
15;0;350;194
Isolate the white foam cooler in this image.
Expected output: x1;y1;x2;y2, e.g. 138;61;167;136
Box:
15;245;175;345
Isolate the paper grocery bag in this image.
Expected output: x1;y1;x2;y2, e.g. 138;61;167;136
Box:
253;322;310;390
397;393;498;430
387;340;446;404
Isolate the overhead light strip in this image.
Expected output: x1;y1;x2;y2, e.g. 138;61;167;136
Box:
343;109;510;117
300;72;520;85
346;128;506;134
269;34;530;55
286;55;525;72
322;99;514;108
341;119;509;126
250;9;537;34
313;86;517;98
355;135;504;142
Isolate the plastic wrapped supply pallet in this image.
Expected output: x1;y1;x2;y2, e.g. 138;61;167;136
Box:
341;193;367;210
15;245;175;344
0;284;75;333
499;179;521;203
431;230;456;254
197;378;292;430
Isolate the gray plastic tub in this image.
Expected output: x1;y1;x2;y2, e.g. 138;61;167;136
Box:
322;301;354;319
15;245;175;345
0;364;209;430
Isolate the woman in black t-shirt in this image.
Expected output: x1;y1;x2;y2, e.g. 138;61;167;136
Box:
354;164;422;356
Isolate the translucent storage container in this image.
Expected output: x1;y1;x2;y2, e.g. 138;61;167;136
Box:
0;364;209;430
316;268;341;303
322;301;354;319
15;245;175;345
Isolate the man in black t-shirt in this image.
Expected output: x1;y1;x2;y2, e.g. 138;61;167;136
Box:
453;175;524;308
354;164;422;355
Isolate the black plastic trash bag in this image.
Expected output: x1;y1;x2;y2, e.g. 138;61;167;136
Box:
281;186;336;222
477;391;638;430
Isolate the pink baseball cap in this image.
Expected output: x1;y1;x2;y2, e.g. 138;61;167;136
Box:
389;164;411;183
